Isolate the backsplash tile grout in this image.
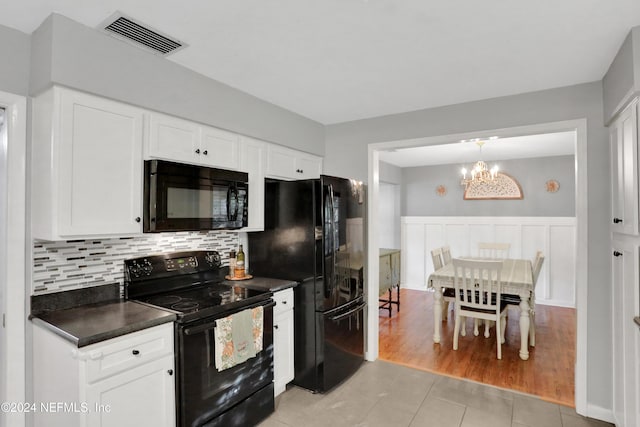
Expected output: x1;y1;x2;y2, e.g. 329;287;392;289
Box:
32;231;239;295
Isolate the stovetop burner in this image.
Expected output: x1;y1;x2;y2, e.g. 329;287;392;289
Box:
125;250;272;322
147;295;182;306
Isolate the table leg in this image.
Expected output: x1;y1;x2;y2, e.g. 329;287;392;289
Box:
433;288;443;343
519;297;531;360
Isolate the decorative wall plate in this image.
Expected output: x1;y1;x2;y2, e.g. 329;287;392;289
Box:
545;179;560;193
435;185;447;197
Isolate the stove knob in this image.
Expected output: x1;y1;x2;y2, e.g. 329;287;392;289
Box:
141;259;153;276
129;264;142;278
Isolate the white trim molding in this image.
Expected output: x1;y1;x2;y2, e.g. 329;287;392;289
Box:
0;90;27;427
401;216;577;308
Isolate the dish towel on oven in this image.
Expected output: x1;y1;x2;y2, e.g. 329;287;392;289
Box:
214;306;264;371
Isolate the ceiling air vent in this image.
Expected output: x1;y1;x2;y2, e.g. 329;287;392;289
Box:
100;13;186;56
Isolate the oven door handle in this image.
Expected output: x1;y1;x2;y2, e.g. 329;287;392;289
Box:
183;299;276;336
328;301;366;322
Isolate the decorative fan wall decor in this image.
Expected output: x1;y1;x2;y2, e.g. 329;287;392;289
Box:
463;172;523;200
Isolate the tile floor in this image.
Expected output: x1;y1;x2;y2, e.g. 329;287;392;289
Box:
259;360;612;427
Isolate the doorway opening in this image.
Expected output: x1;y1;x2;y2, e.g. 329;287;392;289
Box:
365;119;588;413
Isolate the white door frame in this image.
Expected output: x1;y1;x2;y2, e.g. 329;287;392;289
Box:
366;119;588;415
0;90;27;427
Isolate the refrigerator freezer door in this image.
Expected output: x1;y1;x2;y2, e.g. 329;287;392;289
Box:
319;176;366;312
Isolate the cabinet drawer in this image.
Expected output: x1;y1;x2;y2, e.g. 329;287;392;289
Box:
273;288;294;316
80;323;174;384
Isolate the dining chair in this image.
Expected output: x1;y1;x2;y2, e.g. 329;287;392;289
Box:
441;246;452;265
431;248;456;322
478;242;511;259
452;258;508;359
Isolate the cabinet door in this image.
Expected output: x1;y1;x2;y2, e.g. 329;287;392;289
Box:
85;355;175;427
266;145;297;179
297;154;322;179
147;112;199;163
239;137;266;231
201;125;240;170
611;242;639;427
611;101;639;235
273;309;294;397
390;251;401;286
58;91;144;236
379;254;391;290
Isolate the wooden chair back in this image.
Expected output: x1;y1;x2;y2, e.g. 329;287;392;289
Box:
441;246;452;265
478;242;511;259
431;248;444;270
452;258;504;314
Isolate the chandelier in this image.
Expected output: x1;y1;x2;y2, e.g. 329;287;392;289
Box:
460;140;499;188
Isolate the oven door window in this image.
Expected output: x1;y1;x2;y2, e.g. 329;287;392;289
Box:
176;307;273;427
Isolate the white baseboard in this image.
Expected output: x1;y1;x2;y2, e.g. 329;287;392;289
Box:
401;283;428;291
536;299;575;309
585;404;615;424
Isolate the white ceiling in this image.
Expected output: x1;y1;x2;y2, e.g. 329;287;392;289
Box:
378;131;575;168
1;1;640;124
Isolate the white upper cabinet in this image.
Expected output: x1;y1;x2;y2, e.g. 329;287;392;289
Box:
239;136;266;231
32;87;145;240
146;112;240;170
148;112;200;164
265;144;322;180
610;99;639;235
201;125;240;170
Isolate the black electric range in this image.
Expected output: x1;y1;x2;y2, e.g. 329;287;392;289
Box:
124;250;275;427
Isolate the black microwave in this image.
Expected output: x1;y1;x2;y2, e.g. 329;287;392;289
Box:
144;160;248;232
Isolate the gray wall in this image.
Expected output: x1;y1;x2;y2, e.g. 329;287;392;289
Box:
0;25;30;96
324;81;611;410
29;14;324;155
602;26;640;124
402;155;575;217
379;161;402;184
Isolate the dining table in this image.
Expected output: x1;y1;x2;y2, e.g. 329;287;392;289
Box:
427;258;534;360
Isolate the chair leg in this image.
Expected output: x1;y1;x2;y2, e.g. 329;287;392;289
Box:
473;319;479;336
529;311;536;347
453;313;460;350
496;316;502;360
500;312;507;344
460;316;466;336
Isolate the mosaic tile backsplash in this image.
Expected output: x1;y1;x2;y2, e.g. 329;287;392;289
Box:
32;231;239;294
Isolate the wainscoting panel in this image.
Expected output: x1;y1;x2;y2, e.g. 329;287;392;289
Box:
401;216;576;308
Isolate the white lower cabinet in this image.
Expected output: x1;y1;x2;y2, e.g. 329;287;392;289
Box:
33;323;175;427
272;288;294;396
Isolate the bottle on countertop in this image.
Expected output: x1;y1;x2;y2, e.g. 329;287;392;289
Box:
235;244;245;278
228;250;236;278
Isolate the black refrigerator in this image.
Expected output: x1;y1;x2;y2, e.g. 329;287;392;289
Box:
248;175;366;393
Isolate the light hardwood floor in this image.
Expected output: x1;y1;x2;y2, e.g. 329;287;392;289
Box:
378;289;575;407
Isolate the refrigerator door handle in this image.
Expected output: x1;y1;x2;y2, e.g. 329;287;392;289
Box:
328;184;337;302
328;302;366;322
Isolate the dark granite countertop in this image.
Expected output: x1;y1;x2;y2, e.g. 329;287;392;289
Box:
222;276;298;292
31;300;176;348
